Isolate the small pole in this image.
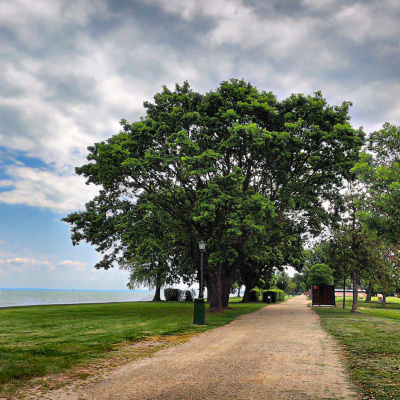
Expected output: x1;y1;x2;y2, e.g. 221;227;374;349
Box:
199;252;204;299
193;240;206;325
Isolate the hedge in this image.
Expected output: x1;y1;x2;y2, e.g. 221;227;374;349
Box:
164;288;183;301
249;288;262;302
164;288;196;301
183;289;196;301
262;289;285;303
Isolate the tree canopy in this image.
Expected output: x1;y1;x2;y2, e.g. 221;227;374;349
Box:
63;79;364;311
306;264;333;287
355;123;400;243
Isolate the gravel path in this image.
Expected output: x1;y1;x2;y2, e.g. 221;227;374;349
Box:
43;295;358;400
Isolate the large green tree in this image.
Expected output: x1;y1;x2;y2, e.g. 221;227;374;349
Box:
355;123;400;243
64;80;363;311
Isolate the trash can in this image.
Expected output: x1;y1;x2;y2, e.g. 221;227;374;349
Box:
193;298;206;325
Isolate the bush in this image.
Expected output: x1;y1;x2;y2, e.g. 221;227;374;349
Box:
164;288;183;301
249;288;262;302
263;289;284;303
184;289;196;301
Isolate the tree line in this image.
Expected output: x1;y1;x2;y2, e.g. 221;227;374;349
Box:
63;79;399;312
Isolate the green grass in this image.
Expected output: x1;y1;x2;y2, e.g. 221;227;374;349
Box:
0;299;265;395
315;297;400;400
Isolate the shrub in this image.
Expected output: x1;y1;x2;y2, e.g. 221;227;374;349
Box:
263;289;284;303
164;288;183;301
249;288;261;302
184;289;196;301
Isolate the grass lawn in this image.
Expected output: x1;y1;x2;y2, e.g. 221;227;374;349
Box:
0;299;265;395
315;297;400;400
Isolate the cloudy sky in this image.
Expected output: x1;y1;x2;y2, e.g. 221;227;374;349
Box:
0;0;399;290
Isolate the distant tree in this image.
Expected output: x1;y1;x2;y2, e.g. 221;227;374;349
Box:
276;270;290;291
63;192;194;302
362;237;400;307
119;199;183;301
239;232;304;302
302;242;330;288
354;123;400;243
292;273;306;293
306;264;333;288
326;179;376;313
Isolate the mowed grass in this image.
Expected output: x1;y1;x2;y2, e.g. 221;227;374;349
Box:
0;299;265;394
315;297;400;400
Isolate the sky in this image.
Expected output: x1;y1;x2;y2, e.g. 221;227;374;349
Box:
1;0;400;290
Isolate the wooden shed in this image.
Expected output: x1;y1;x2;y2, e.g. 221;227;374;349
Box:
311;285;336;306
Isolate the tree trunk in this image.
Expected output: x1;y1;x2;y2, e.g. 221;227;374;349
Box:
382;291;386;308
207;269;223;311
221;281;231;308
222;269;238;308
365;282;372;303
241;286;251;303
237;286;241;298
343;277;346;309
204;276;211;303
350;270;359;313
152;275;162;302
206;255;245;311
206;284;211;303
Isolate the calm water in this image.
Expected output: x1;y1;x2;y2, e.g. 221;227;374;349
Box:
0;288;156;308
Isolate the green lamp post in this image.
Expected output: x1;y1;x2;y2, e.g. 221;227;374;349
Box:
193;240;206;325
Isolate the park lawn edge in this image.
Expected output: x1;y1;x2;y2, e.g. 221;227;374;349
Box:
0;299;266;398
314;297;400;400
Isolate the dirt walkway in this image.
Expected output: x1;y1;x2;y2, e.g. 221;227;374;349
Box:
41;295;357;400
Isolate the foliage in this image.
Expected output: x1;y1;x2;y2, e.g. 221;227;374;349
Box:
183;289;196;301
0;301;266;395
275;270;290;291
164;288;183;301
63;79;364;311
326;180;400;311
316;298;400;400
292;273;306;293
248;289;261;302
354;123;400;243
306;263;333;288
263;289;284;302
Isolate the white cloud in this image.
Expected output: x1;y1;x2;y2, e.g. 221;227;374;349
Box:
0;165;99;213
0;257;50;265
202;3;311;54
0;0;106;46
332;3;400;43
302;0;335;11
58;260;87;266
0;0;399;218
0;180;14;188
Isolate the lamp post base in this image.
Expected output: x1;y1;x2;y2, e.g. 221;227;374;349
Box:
193;298;206;325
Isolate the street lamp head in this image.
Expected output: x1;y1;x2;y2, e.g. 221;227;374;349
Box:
198;240;206;252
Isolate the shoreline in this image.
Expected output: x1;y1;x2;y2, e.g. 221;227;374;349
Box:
0;298;156;310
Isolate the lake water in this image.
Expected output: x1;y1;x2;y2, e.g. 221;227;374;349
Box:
0;288;156;308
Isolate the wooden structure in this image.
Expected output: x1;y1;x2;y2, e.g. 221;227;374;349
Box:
311;285;336;306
